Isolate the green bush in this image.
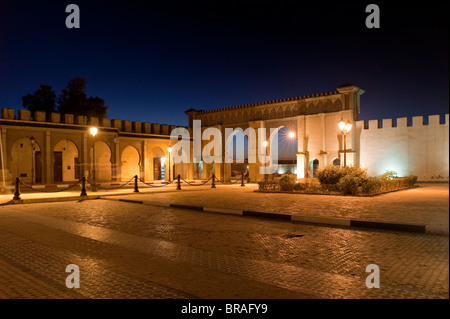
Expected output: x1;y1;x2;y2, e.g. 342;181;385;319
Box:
258;180;279;191
342;166;369;185
316;166;345;185
361;177;382;195
379;170;398;180
338;175;359;195
279;175;296;191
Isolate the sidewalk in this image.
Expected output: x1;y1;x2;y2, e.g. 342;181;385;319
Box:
2;182;448;236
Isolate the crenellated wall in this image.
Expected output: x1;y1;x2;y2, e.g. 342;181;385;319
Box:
1;108;181;136
355;114;449;181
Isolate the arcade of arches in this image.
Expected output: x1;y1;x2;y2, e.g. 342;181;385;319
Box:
2;84;448;184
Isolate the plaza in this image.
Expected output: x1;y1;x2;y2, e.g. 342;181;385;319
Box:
0;182;448;299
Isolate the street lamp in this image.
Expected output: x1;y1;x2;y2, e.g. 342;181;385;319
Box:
339;119;352;167
90;127;98;191
288;132;296;174
262;140;268;179
30;136;35;185
168;147;172;182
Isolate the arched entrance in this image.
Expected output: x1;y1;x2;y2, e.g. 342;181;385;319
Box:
332;158;341;168
121;146;140;181
11;137;42;184
309;159;319;177
89;141;112;182
54;139;80;182
150;147;166;181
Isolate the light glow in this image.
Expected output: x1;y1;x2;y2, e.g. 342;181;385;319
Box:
262;141;268;147
168;147;172;153
288;132;295;138
89;127;98;137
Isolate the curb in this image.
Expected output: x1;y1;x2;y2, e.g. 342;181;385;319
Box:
99;197;448;236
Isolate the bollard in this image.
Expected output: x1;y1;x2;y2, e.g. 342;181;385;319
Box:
134;175;139;193
241;173;245;187
80;176;87;197
211;174;216;188
13;177;21;200
177;174;181;190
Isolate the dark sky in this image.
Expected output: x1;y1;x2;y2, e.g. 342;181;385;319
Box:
0;1;448;127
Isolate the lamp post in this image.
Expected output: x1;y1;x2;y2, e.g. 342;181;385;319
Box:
338;119;352;167
30;136;35;185
168;147;172;182
289;132;296;174
90;127;98;191
262;140;268;179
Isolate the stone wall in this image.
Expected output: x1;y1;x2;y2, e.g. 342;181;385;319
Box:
356;114;449;181
1;108;186;135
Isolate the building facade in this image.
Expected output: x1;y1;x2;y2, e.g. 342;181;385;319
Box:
1;84;448;186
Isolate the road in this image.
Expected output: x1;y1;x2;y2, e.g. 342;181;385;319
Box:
0;198;448;299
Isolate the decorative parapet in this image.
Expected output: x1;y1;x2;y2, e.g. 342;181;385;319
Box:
356;114;449;130
0;108;186;136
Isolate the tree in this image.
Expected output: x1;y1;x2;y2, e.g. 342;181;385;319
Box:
57;77;108;117
21;84;57;114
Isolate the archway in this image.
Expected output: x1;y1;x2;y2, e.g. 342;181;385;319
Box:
309;159;319;177
224;129;250;181
275;126;297;174
150;147;166;181
11;137;42;184
89;141;112;182
332;158;341;168
54;139;80;182
121;146;140;181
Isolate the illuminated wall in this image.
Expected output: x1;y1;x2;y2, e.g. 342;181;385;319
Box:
356;114;449;181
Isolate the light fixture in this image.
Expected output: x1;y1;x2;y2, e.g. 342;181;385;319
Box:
168;147;172;153
90;127;98;137
288;132;295;138
262;141;268;147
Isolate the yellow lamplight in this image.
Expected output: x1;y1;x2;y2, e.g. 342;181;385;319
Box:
89;127;98;137
338;120;346;131
345;123;352;132
168;147;172;153
288;132;295;138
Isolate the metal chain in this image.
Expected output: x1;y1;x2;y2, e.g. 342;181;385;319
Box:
19;179;82;193
214;176;242;185
86;176;135;190
180;176;213;186
138;177;176;187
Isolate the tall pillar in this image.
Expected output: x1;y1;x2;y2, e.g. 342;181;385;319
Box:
296;153;306;178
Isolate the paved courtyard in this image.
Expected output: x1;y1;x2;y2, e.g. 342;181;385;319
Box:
0;183;448;299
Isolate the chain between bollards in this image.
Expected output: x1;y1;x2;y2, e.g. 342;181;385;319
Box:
13;177;21;200
211;174;216;188
177;174;181;190
134;175;139;192
80;176;87;197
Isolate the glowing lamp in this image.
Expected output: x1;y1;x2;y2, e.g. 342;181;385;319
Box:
90;127;98;137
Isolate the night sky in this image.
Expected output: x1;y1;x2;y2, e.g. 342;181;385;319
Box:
0;1;448;127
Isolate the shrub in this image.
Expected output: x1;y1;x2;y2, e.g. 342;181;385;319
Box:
379;170;398;180
258;180;279;191
316;166;345;185
404;175;418;187
342;166;369;185
361;177;382;195
279;175;296;191
338;175;359;195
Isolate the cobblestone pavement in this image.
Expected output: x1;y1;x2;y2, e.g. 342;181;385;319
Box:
106;183;449;227
0;199;448;299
